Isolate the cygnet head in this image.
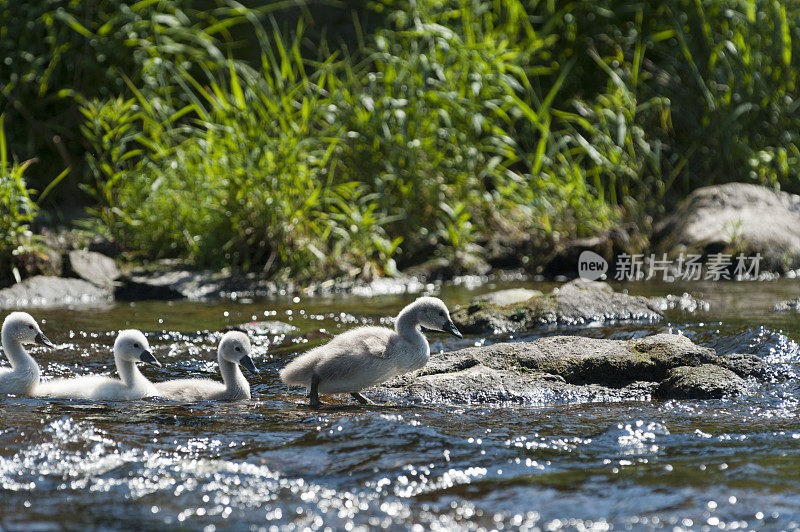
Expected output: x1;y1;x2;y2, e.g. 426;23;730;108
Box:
114;329;161;367
2;311;55;348
219;331;259;374
411;297;462;338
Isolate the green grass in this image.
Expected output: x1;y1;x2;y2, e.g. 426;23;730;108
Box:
0;115;41;282
2;0;799;280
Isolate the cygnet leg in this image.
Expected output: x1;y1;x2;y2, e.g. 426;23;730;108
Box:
309;372;321;408
350;392;376;405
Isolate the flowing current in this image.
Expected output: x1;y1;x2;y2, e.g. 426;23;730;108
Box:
1;280;800;531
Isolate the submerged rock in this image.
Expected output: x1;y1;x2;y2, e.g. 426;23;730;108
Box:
379;333;762;404
654;183;800;273
66;250;121;288
452;279;663;334
0;276;111;309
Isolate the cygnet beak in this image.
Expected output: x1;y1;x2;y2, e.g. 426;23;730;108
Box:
443;320;462;339
139;350;162;367
35;332;55;349
239;354;259;374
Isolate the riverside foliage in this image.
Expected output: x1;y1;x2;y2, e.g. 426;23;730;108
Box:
1;0;799;280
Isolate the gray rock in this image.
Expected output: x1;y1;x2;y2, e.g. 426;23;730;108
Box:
115;270;282;301
717;352;770;379
771;297;800;312
654;365;746;399
654;183;800;273
403;250;491;281
452;278;662;334
66;250;120;288
114;271;191;301
378;333;756;405
311;276;427;297
472;288;542;306
0;276;111;309
379;334;744;403
386;365;657;405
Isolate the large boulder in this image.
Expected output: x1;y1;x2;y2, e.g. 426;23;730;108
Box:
378;333;763;404
0;276;111;309
654;183;800;273
452;279;663;334
65;250;121;288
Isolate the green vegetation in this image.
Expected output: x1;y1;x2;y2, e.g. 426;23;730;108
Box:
0;115;40;282
1;0;799;281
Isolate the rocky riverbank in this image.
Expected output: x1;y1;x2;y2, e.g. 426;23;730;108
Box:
3;182;800;308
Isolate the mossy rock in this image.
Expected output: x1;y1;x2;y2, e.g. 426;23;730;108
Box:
378;333;763;405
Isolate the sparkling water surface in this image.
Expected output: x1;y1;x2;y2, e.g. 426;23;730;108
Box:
1;280;800;531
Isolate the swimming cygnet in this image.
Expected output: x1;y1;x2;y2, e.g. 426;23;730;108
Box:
155;331;259;401
280;296;462;407
36;329;162;401
0;312;55;395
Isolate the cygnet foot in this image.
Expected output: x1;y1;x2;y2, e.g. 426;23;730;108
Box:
350;392;376;405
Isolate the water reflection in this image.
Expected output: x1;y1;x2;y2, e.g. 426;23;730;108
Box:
1;280;800;529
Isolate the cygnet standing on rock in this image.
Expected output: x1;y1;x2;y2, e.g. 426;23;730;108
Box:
36;330;162;401
280;296;462;407
155;331;259;401
0;312;55;395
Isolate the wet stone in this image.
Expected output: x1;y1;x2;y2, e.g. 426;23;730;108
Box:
451;279;663;334
717;352;771;379
654;364;747;399
379;333;760;405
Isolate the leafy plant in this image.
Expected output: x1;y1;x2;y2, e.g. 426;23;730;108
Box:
0;115;39;281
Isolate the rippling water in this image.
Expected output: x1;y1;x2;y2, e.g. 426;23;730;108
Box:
2;280;800;531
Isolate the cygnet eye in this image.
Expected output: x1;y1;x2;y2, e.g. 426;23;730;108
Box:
133;343;140;349
235;346;242;352
28;325;34;330
438;311;445;317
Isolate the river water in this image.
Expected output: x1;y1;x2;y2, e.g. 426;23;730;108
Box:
1;279;799;531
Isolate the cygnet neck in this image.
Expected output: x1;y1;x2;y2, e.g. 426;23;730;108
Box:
2;327;38;372
114;352;146;387
395;304;427;345
218;350;250;399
